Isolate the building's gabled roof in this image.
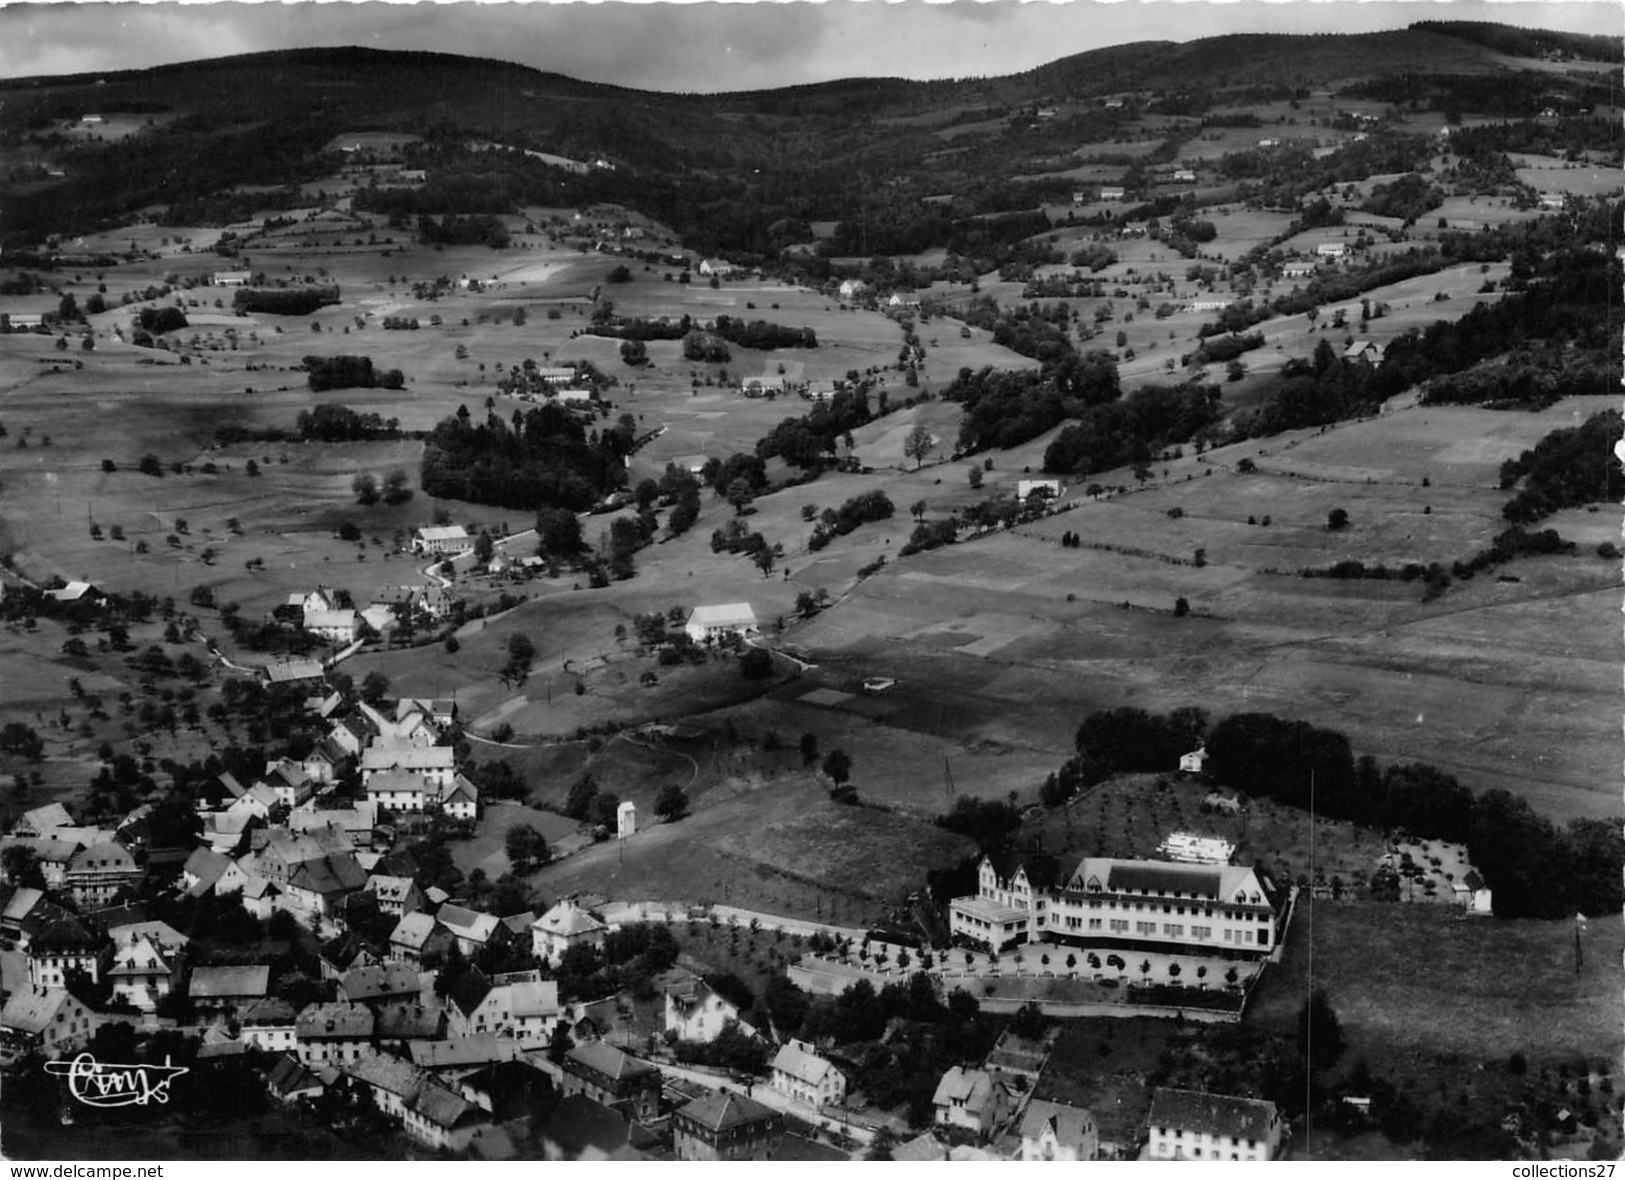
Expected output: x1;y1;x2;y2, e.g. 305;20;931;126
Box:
266;659;325;684
565;1041;657;1084
341;962;423;1002
1020;1099;1096;1147
267;1052;325;1097
348;1051;427;1100
390;911;441;951
67;842;138;874
362;745;456;774
183;846;230;886
414;525;470;544
2;986;84;1035
541;1094;639;1159
365;769;434;797
375;1001;444;1041
1147;1087;1278;1142
108;919;188;953
107;936;170;978
303;609;356;632
409;1036;520;1070
447;966;494;1018
508;979;560;1019
296;1001;375;1040
412;1079;487;1131
16;803;74;834
287;853;367;897
772;1040;839;1087
1;887;45;924
686;603;757;630
678;1089;779;1134
892;1130;950;1162
238;997;298;1026
437;904;499;944
533;900;605;939
500;911;537;937
366;875;418;905
190;964;271;999
933;1066;1003;1113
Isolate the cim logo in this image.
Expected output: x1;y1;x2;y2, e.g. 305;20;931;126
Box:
45;1053;189;1108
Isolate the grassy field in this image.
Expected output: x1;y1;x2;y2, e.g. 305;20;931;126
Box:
1247;898;1623;1067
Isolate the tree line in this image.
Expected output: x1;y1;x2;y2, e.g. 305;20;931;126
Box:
419;401;630;511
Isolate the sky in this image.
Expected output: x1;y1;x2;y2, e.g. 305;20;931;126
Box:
0;0;1618;93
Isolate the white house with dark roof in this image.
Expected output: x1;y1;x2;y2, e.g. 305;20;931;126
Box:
1020;1099;1099;1160
685;603;758;644
932;1066;1012;1137
404;1079;491;1153
664;974;742;1044
361;743;455;788
389;911;452;964
531;898;606;965
190;964;271;1012
365;874;424;918
437;904;502;955
1146;1087;1282;1161
411;525;473;556
1;987;96;1056
64;842;142;908
770;1038;846;1108
107;936;175;1011
296;1001;375;1065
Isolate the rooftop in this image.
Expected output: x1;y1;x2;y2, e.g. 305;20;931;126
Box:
1148;1087;1279;1142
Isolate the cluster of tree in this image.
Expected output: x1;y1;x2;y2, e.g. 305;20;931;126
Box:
681;329;730;363
1294;524;1580;598
1498;410;1622;525
754;386;872;469
298;403;403;442
807;490;894;551
950;352;1121;454
232;285;340;316
1421;357;1612;412
652;463;703;536
935;796;1024;849
420;402;630;511
709;314;818;350
548;922;681;1005
134;306;188;334
304;355;405;393
1042;381;1219;477
1192;331;1265;366
1361;172;1445;222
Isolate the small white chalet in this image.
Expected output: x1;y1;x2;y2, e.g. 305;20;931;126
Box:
770;1039;846;1108
685;603;757;644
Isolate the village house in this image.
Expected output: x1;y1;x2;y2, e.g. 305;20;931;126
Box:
1179;746;1208;774
437;904;505;956
390;911;454;964
1192;298;1232;313
509;979;562;1048
107;918;188;960
239;998;299;1053
559;1041;662;1122
10;803;75;837
697;258;737;278
1;987;97;1057
265;659;326;687
411;524;474;555
361;743;456;789
263;759;315;810
339;962;425;1007
408;1035;521;1074
213;270;251;286
440;775;480;821
2;838;80;889
375;1001;446;1052
673;1091;785;1162
1316;242;1347;259
26;918;106;989
531;897;606;965
1099;186;1126;201
366;769;435;812
684;603;758;644
319;931;381;981
1146;1087;1283;1161
933;1066;1013;1138
283;853;368;922
1282;260;1317;279
64;842;143;909
770;1039;847;1109
1019;1099;1099;1161
106;936;175;1011
296;1001;376;1066
301;736;351;785
1017;478;1062;501
365;874;425;918
403;1080;492;1153
266;1053;328;1104
349;1051;429;1121
664;974;743;1044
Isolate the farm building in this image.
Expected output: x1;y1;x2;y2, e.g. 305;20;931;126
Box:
3;313;45;330
1316;242;1347;259
1343;340;1384;364
265;659;325;686
697;258;737;278
1179;746;1208;773
303;609;357;644
1171;168;1197;183
81;114;104;124
1539;193;1566;209
49;581;103;605
531;899;607;965
1191;298;1232;313
1282;261;1317;279
837;279;868;301
213;270;251;286
1017;479;1061;500
552;388;595;403
1099;186;1126;201
1146;1088;1283;1161
685;603;757;643
412;525;473;555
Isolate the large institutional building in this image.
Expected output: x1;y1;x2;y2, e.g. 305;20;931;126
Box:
949;851;1287;959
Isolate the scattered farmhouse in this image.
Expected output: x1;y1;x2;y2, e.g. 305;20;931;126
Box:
1146;1088;1284;1161
685;603;758;644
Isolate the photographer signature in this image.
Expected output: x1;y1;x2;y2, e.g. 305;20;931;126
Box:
44;1053;188;1108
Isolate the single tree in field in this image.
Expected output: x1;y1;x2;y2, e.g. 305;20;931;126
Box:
903;423;935;469
1299;987;1346;1072
565;772;598;821
967;465;983;490
360;671;391;705
505;824;549;873
726;478;755;515
655;782;689;822
504;633;536;685
352;473;379;506
382;469;413;505
474;531;495;564
799;732;820;767
1327;507;1350;531
822;748;852;786
910;500;927;523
